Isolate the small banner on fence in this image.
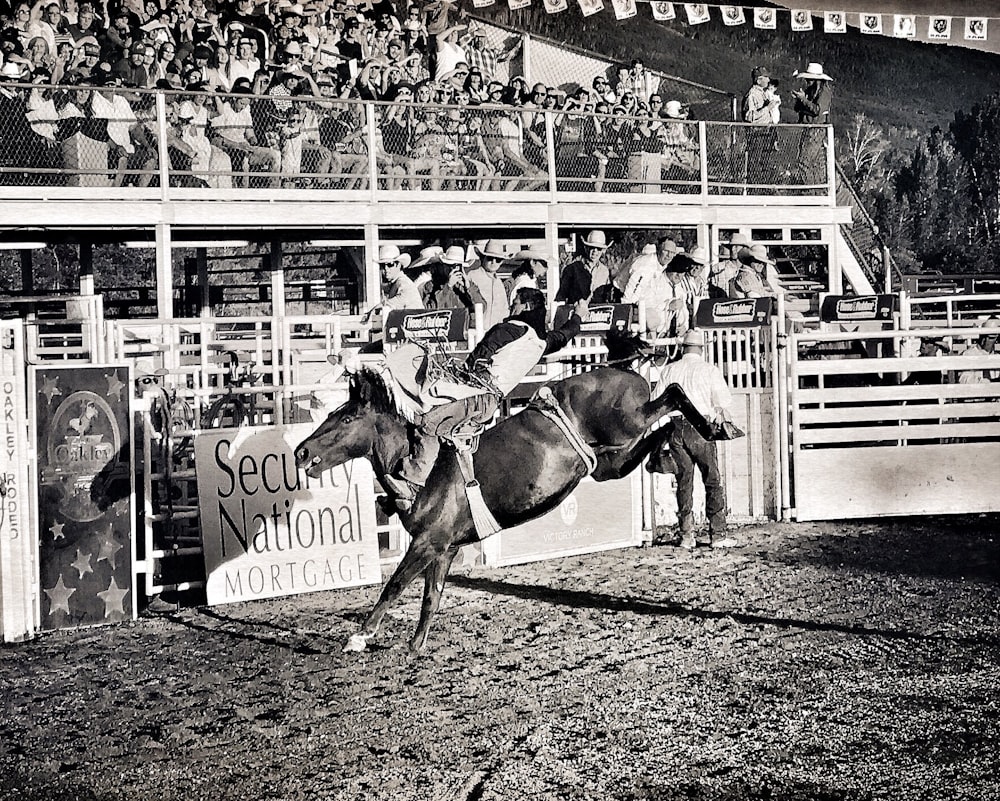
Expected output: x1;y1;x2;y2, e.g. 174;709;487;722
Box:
965;17;988;40
720;5;744;25
33;364;134;631
695;297;773;328
684;3;710;24
790;9;813;31
651;1;675;20
819;294;897;323
928;16;952;39
553;303;632;333
893;14;916;38
824;11;847;33
543;0;567;12
383;308;469;343
859;13;883;34
196;425;380;606
612;0;637;21
753;7;776;28
577;0;604;17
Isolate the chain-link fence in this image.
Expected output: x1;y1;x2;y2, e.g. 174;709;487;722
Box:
0;81;827;196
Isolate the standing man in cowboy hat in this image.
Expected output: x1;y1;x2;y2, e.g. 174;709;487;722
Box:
421;244;486;314
556;229;612;304
791;61;833;184
466;240;511;330
361;244;421;323
505;244;551;303
710;232;750;297
653;328;736;549
730;244;778;300
658;245;709;338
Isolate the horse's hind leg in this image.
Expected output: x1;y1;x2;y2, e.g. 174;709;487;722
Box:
344;539;442;652
410;545;460;653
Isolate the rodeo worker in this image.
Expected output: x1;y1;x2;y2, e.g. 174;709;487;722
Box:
382;289;589;510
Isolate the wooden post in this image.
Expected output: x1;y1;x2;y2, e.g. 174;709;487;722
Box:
269;240;285;318
79;242;94;297
155;222;173;319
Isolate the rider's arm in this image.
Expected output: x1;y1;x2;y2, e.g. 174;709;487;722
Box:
465;321;523;369
543;309;584;356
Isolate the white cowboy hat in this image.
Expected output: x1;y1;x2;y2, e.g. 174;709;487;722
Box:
729;233;750;247
684;246;709;266
409;245;443;270
739;244;776;266
582;230;609;249
376;244;402;263
509;244;550;263
663;100;685;118
682;329;705;348
439;245;471;266
794;62;833;81
474;240;507;260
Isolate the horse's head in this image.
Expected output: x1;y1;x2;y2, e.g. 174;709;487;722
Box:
294;369;399;478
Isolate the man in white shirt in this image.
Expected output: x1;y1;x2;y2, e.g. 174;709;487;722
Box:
655;329;736;549
465;240;511;331
209;79;280;187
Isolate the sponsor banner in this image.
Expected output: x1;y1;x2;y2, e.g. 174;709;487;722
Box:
33;365;134;630
0;324;33;642
695;297;773;328
824;10;847;33
928;16;952;40
859;13;882;35
553;303;632;333
196;425;380;606
819;294;897;323
490;474;639;566
790;9;813;31
383;307;468;343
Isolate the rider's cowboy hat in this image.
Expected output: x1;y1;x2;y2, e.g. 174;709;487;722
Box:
509;244;551;263
409;245;443;270
582;230;609;249
793;62;833;81
439;245;471;266
474;240;507;260
739;244;776;266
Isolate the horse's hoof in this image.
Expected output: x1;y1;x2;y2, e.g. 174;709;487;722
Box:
343;633;369;652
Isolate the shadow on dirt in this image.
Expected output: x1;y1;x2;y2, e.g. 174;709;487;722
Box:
624;777;872;800
448;574;1000;648
768;515;999;584
154;606;342;655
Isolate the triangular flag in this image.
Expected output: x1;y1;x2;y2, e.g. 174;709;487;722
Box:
859;13;882;34
790;10;813;31
612;0;636;20
928;16;951;40
893;14;916;38
651;2;675;21
684;4;710;25
577;0;603;17
965;17;988;41
824;11;847;33
543;0;567;11
753;7;776;29
720;6;745;26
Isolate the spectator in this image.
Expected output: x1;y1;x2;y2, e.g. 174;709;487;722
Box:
90;69;156;186
621;243;667;331
656;245;705;337
463;65;486;103
591;74;614;105
520;81;548;169
465;26;520;83
743;65;778;125
406;244;444;288
466;239;511;329
661;99;697;173
228;35;261;84
958;317;1000;384
361;244;423;322
433;22;466;82
653;328;736;549
709;232;748;297
791;61;833;184
505;244;550;302
112;40;149;87
480;105;545;191
66;2;103;43
185;85;233;188
27;1;62;57
556;229;611;304
420;244;486;314
421;0;459;80
209;77;281;187
729;244;778;299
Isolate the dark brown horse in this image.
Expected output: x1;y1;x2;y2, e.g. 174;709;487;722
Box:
294;356;711;652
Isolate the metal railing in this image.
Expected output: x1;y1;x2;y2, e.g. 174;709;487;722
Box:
0;83;834;201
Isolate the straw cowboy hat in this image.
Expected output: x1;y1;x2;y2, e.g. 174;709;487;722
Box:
739;244;776;266
793;62;833;81
376;244;403;263
682;329;705;348
729;233;750;247
509;244;551;263
474;240;507;260
582;230;609;249
683;246;709;266
439;245;471;266
409;245;443;270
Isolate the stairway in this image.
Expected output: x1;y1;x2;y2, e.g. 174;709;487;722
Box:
835;165;903;294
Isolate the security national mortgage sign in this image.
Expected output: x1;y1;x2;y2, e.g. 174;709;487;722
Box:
196;425;380;606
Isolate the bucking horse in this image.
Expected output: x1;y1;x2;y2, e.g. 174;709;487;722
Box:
294;335;715;652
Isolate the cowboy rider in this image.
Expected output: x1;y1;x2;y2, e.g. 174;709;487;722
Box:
382;289;589;509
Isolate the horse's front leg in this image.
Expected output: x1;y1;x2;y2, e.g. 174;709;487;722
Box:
592;422;673;482
638;383;715;440
409;544;461;652
344;537;442;652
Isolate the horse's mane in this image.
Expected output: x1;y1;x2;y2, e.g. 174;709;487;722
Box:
604;328;653;364
348;369;400;415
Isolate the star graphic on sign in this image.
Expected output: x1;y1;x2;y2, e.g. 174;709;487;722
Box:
43;574;75;616
105;371;126;401
50;520;66;541
96;576;130;619
96;534;124;571
40;375;62;403
71;549;94;579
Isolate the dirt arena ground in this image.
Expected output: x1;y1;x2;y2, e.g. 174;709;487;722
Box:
1;515;998;801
